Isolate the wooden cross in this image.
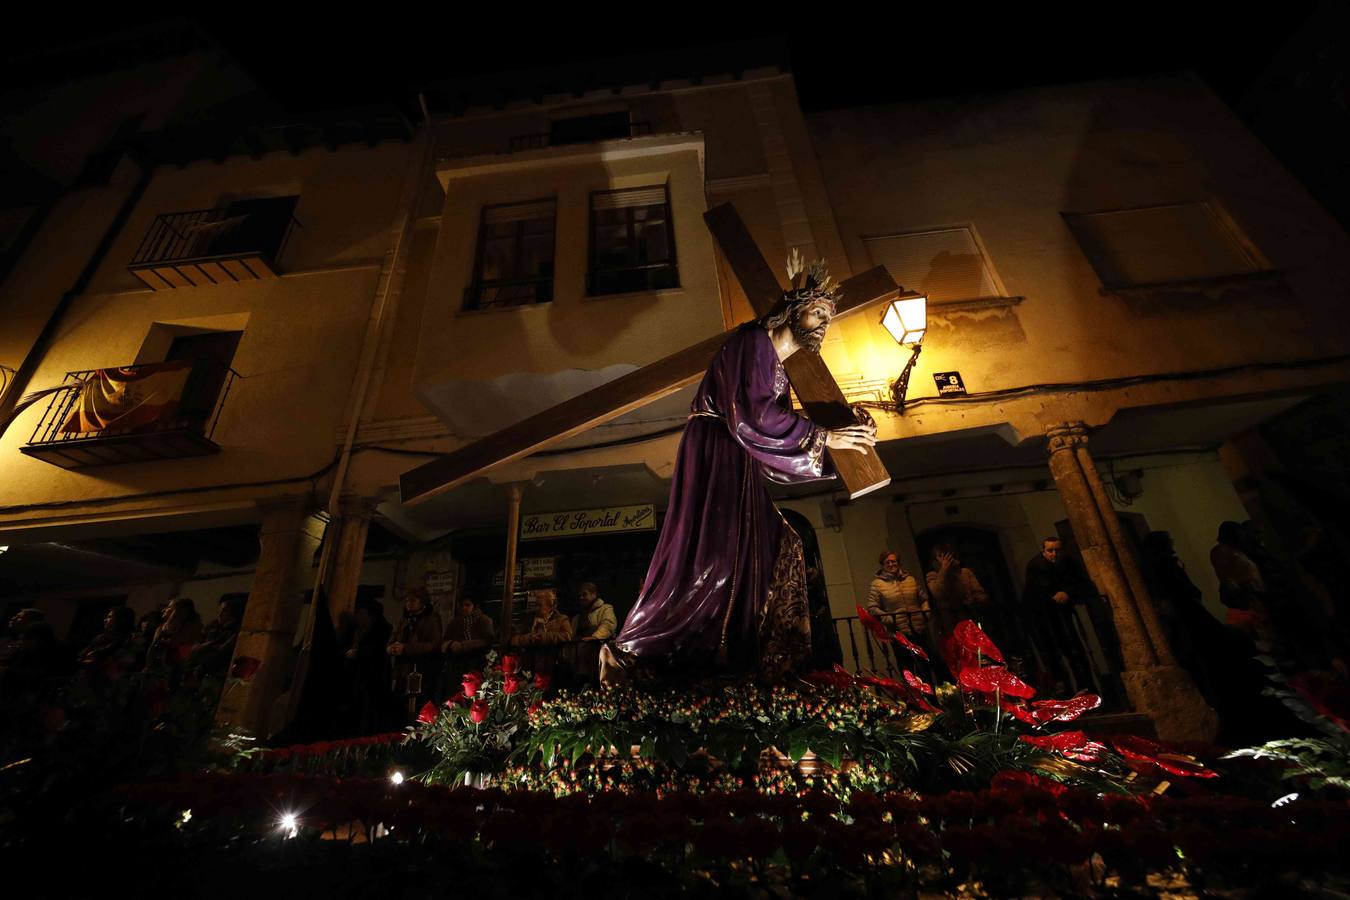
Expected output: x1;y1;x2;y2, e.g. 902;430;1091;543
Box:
400;203;899;505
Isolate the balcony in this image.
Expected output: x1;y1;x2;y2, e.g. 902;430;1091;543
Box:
509;119;653;153
128;197;299;290
21;360;236;468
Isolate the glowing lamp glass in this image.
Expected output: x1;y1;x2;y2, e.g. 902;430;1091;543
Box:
881;295;927;346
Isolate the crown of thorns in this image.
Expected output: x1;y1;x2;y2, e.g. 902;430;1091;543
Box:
762;249;839;329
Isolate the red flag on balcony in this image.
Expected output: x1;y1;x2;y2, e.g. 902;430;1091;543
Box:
61;361;193;434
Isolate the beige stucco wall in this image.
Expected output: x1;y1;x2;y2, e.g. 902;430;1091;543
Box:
807;75;1350;446
0;140;416;529
413;138;722;389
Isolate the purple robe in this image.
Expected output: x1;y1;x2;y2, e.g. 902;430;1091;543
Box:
616;324;831;672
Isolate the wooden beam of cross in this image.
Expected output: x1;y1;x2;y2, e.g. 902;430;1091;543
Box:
399;203;899;505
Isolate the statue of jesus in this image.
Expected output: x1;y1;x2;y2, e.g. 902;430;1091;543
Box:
602;254;877;683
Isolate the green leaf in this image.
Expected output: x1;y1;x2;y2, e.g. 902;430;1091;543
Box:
789;733;809;763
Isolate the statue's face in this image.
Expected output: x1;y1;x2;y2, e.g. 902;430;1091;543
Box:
791;300;833;353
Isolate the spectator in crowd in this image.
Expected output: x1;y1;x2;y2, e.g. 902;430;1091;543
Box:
1211;521;1272;639
76;606;138;675
1141;531;1224;702
345;597;393;734
1022;537;1096;693
388;586;442;718
570;583;617;684
926;543;989;638
440;595;494;688
806;565;843;669
510;588;572;678
188;596;244;678
147;598;203;671
866;551;930;638
0;608;45;671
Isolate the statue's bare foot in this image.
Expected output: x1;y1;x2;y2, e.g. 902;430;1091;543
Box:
599;643;632;687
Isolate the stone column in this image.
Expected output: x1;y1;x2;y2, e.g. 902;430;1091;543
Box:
215;497;328;740
1045;423;1217;742
327;495;375;625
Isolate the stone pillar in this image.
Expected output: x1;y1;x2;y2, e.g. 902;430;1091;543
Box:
215;497;328;740
1045;423;1218;742
327;495;375;624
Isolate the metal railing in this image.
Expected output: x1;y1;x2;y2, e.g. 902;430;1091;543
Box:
509;120;653;152
25;359;237;448
831;603;1124;704
130;205;298;267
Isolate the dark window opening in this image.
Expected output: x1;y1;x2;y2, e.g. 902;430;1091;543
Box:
588;185;679;296
465;198;556;311
165;330;242;426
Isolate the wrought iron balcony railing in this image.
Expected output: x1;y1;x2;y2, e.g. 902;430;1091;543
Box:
21;359;237;468
509;120;653;152
128;197;299;290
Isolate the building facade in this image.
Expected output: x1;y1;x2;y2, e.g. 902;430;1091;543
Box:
3;35;1348;741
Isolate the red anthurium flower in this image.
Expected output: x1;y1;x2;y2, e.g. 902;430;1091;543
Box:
991;770;1068;796
533;673;551;692
1030;694;1101;724
417;701;439;724
959;665;1035;699
462;671;483;698
1019;730;1107;762
855;605;893;646
470;699;489;724
891;628;930;662
1289;673;1350;734
502;675;522;695
1111;735;1219;779
902;670;934;695
999;700;1039;725
229;656;262;681
952;620;1005;665
500;654;522;675
802;668;856;690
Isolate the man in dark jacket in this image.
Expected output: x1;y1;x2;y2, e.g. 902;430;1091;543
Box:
345;597;393;733
1022;538;1096;692
388;586;442;720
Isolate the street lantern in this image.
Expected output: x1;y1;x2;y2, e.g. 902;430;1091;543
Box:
880;291;928;412
880;292;927;346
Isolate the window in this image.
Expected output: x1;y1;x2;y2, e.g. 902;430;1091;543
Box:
588;186;678;296
864;227;1005;302
465;198;557;311
1063;201;1265;290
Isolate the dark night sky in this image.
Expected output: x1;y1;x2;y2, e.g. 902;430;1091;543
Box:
2;5;1325;114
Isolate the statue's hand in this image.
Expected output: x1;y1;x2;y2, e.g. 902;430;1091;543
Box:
826;424;877;453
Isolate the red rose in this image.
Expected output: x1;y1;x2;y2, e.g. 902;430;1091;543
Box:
528;701;542;717
417;701;439;724
533;673;551;692
462;672;483;697
470;699;489;723
502;675;521;695
500;654;521;675
444;691;465;708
